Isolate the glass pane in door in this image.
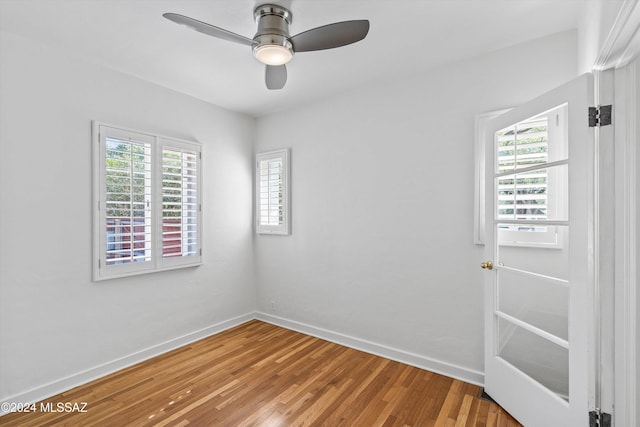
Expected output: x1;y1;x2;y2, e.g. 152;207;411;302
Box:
497;317;569;400
493;103;570;402
497;263;569;340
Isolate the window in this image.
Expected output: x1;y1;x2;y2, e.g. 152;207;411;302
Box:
475;105;567;248
256;149;290;235
495;105;567;248
93;122;202;280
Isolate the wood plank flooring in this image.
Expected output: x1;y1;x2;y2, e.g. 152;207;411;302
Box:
0;320;522;426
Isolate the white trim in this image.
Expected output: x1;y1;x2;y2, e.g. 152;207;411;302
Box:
0;312;254;416
614;59;638;427
594;0;640;70
474;109;510;245
255;311;485;387
594;2;639;422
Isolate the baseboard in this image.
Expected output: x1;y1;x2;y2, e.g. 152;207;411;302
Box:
2;310;486;417
0;312;254;416
255;311;485;386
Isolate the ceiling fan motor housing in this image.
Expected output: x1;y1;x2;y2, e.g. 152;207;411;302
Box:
253;4;294;65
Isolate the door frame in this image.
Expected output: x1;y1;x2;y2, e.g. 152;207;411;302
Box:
612;58;637;427
592;1;640;425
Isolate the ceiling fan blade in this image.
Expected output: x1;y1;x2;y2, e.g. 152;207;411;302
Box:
265;65;287;90
290;20;369;52
163;13;255;47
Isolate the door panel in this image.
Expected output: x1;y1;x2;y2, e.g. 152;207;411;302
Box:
484;73;594;426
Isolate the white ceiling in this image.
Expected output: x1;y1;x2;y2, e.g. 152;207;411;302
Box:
0;0;584;117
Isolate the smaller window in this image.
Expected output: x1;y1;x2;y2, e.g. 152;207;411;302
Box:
256;149;290;235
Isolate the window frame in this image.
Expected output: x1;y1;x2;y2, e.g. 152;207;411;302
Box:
475;109;511;245
92;121;202;281
255;148;290;235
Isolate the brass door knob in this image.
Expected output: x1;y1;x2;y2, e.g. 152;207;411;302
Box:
481;261;493;270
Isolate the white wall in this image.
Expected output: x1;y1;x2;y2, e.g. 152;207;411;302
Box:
254;31;578;379
0;32;256;400
0;25;584;403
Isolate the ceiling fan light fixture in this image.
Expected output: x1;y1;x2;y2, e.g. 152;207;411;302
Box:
164;4;369;90
253;35;294;66
254;44;293;65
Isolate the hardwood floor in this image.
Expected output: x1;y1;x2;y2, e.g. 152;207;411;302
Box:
1;320;522;426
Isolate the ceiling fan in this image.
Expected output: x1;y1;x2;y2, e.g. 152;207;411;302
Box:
163;4;370;90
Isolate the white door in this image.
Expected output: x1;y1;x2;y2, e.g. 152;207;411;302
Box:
483;73;595;426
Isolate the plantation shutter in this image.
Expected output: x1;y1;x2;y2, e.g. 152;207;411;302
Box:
496;117;549;221
259;158;283;225
256;149;290;234
162;146;200;259
94;123;202;280
104;134;153;266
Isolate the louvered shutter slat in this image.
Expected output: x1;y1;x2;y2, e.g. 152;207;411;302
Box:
258;158;284;226
105;137;152;266
162;147;199;259
496;118;550;222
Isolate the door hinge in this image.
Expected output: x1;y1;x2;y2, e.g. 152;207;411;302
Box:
588;105;612;127
589;409;612;427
